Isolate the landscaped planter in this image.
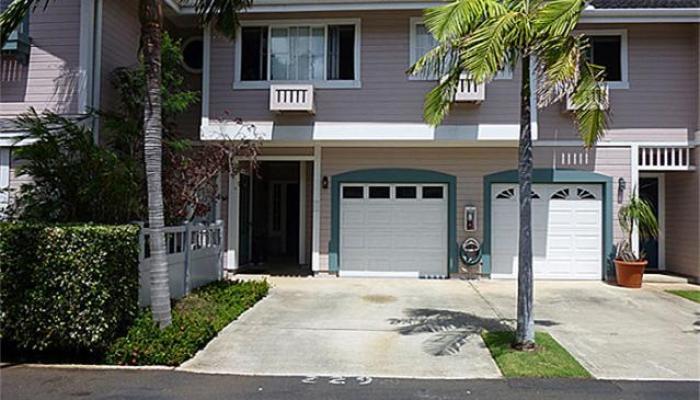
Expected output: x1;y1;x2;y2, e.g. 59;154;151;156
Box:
614;259;647;288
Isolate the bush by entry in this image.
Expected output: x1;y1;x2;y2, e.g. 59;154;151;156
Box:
0;222;140;357
106;280;269;366
482;331;591;378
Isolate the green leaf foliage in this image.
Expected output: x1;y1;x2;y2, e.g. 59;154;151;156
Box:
0;222;140;356
8;109;143;223
106;280;269;366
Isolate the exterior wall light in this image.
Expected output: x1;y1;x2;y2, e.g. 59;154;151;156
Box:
322;176;329;189
618;177;626;204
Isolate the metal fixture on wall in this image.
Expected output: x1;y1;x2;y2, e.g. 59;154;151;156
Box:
618;177;626;204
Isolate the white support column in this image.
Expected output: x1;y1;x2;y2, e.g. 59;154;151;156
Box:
311;146;322;272
226;173;240;271
201;24;211;129
298;161;308;265
657;173;666;270
630;144;640;254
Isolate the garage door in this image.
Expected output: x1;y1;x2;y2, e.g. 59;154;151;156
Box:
491;183;602;280
339;183;448;278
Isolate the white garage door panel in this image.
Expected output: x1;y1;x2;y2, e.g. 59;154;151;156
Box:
340;183;448;278
492;183;603;280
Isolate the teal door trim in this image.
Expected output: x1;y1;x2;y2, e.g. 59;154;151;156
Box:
482;169;614;280
330;168;458;275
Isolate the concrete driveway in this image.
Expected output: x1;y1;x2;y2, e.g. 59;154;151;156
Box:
181;277;699;380
181;277;503;379
472;280;700;380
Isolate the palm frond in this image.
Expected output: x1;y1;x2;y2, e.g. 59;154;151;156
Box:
424;0;509;41
460;11;525;83
193;0;253;39
571;61;609;147
0;0;47;45
534;35;583;108
407;38;460;80
533;0;585;38
618;193;659;242
423;70;462;126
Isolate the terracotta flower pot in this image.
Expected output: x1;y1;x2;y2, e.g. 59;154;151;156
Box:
614;259;648;288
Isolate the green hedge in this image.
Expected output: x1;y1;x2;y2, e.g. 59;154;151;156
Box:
0;222;140;356
106;280;269;366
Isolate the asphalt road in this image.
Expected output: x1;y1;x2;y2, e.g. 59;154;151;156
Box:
1;365;698;400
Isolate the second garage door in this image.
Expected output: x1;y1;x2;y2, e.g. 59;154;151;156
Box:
491;183;603;280
339;183;448;278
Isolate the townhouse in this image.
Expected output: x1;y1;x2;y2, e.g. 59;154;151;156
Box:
1;0;698;282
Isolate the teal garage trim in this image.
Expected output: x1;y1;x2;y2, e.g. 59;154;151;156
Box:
482;169;614;280
330;168;457;275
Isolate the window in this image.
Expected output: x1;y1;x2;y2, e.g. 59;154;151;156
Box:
576;188;596;200
580;30;628;89
182;37;203;73
369;186;390;199
237;20;360;88
343;186;364;199
396;186;417;199
551;188;570;200
422;186;444;199
496;188;516;200
409;19;512;81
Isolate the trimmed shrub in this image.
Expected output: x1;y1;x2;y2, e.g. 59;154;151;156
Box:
0;222;140;356
106;280;269;366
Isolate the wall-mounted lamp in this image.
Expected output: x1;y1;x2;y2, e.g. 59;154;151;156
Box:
322;176;329;189
617;177;626;204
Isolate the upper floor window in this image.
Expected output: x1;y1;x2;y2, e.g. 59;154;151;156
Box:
581;30;629;89
235;20;360;89
409;18;512;81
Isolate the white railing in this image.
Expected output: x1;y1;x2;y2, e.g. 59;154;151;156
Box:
269;84;315;113
638;146;695;171
138;220;224;307
454;73;485;102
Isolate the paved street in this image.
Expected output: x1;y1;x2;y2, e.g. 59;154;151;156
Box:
2;366;699;400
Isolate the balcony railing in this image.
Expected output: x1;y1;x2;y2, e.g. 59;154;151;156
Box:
454;74;485;103
638;146;695;171
269;84;315;113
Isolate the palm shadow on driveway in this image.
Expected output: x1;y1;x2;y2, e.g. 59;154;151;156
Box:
388;308;559;356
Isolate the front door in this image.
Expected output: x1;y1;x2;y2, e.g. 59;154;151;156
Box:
639;177;659;269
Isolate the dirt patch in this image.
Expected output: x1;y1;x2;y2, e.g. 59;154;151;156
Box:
362;294;397;304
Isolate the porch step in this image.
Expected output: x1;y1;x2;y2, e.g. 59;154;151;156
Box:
642;273;691;284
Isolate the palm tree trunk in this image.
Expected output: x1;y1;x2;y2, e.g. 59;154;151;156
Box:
140;0;171;328
514;54;535;349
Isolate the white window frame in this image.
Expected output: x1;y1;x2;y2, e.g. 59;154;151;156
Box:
408;17;512;81
575;29;629;90
234;18;362;90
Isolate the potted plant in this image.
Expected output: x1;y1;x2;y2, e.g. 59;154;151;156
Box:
615;193;659;288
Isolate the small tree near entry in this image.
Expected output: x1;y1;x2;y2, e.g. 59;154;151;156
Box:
409;0;610;349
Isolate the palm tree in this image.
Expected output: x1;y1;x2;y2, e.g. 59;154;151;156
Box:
1;0;252;328
409;0;609;348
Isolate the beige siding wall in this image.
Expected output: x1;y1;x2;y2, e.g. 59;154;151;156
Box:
99;0;140;113
0;0;82;116
665;151;700;281
209;10;521;127
318;147;518;271
539;23;699;142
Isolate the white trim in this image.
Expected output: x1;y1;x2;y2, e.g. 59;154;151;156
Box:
227;172;240;271
202;25;211;127
639;172;666;270
0;148;10;207
575;29;629;90
530;56;538;140
233;19;362;90
173;2;699;21
78;0;97;114
311;145;322;272
338;270;420;278
298;161;308;265
91;0;103;141
535;139;695;147
202;121;522;141
630;144;640;255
